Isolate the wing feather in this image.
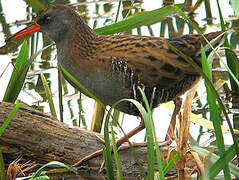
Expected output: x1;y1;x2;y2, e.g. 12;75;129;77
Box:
94;31;224;88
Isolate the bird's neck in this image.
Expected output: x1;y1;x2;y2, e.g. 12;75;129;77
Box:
74;17;97;42
55;15;97;48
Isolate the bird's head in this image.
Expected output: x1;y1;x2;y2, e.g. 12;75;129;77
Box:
6;5;91;43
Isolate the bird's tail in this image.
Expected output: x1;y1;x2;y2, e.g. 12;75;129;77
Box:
196;30;226;57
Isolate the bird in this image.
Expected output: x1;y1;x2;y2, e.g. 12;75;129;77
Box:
6;5;225;165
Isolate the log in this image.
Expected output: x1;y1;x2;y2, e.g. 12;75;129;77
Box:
0;102;173;178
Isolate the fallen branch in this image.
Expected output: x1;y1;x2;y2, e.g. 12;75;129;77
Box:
0;102;170;177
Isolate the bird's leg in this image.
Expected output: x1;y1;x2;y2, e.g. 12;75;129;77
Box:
74;118;145;166
116;119;145;146
74;98;182;167
165;97;182;143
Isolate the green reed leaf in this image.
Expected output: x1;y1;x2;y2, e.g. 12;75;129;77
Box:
0;102;22;180
138;87;165;180
3;43;53;103
30;161;77;179
95;5;183;35
201;45;231;179
103;107;114;180
40;73;57;117
192;143;239;178
111;125;123;180
3;40;29;103
0;101;22;136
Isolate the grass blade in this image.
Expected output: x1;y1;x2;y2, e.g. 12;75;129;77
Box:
109;98;158;178
24;0;46;11
3;43;53;103
103;108;114;180
104;98;153;178
0;102;22;180
31;176;49;180
163;151;178;175
112;110;120;126
40;73;57;117
136;88;154;179
201;45;231;179
30;161;77;179
111;125;123;180
216;0;239;164
58;67;64;122
192;143;239;178
0;101;22;136
95;5;183;35
3;40;29;103
103;146;114;180
138;87;164;180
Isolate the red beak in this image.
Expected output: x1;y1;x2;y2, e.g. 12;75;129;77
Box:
6;23;41;42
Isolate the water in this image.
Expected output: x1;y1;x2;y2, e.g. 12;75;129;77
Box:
0;0;238;157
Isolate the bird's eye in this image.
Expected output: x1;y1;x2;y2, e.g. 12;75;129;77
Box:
37;15;52;25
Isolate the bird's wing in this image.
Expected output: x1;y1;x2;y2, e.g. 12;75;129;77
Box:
95;31;225;88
